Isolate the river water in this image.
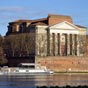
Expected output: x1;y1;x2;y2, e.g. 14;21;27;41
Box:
0;73;88;88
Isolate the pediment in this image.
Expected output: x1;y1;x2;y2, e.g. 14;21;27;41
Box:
49;21;79;30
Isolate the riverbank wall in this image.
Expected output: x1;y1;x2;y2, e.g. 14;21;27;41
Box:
36;56;88;72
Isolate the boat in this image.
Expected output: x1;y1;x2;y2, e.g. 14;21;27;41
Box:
0;63;54;75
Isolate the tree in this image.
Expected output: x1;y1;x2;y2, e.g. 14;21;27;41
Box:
0;47;8;65
4;33;35;57
0;34;3;47
36;34;47;56
79;35;86;55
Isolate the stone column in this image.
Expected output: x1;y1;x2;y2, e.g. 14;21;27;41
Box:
50;33;53;56
77;35;80;56
59;33;62;56
65;34;67;56
47;28;50;56
55;33;58;56
67;34;70;55
16;25;19;32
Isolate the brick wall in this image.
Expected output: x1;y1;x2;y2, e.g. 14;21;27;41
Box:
86;35;88;56
48;15;73;26
37;56;88;72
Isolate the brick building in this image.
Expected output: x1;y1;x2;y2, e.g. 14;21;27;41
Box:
6;14;87;66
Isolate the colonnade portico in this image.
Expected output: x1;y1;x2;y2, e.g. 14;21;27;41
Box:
49;32;79;56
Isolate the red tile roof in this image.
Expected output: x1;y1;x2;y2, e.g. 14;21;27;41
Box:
9;14;73;26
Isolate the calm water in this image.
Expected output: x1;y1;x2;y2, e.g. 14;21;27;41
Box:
0;73;88;88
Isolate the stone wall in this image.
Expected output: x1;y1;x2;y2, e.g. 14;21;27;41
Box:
36;34;47;56
78;35;86;56
86;35;88;56
36;56;88;72
36;26;48;56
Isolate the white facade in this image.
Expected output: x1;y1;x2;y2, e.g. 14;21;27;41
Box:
50;21;79;34
36;21;86;56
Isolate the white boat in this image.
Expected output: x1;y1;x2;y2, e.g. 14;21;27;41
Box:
0;63;54;75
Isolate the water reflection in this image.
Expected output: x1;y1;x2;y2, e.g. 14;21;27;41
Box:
0;74;88;88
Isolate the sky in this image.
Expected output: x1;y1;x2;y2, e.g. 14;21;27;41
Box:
0;0;88;36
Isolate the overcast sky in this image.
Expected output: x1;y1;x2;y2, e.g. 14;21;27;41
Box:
0;0;88;36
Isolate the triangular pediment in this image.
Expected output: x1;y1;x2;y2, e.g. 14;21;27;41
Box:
49;21;79;30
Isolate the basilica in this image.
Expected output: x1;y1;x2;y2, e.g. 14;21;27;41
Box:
6;14;86;58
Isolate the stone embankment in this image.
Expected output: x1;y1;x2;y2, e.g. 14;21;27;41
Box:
37;56;88;73
36;85;88;88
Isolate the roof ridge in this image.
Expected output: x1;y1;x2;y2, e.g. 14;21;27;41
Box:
31;18;47;22
48;14;71;17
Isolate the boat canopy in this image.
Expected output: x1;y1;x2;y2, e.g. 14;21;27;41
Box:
19;63;36;66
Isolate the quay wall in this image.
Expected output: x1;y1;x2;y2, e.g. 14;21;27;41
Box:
36;56;88;72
